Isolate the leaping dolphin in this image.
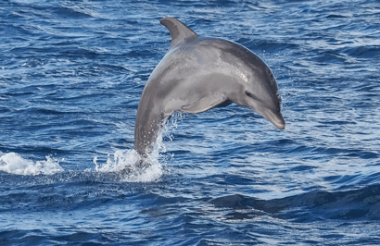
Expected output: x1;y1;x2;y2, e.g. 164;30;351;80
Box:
135;17;285;157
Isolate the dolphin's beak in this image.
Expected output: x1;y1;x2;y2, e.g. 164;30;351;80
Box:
259;107;286;130
245;100;286;130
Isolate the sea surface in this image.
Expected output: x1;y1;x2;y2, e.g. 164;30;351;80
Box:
1;0;380;245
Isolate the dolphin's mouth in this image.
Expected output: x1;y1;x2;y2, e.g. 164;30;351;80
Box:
260;108;286;130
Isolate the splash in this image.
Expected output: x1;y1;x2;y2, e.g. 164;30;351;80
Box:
93;127;171;182
94;149;164;182
93;113;187;182
0;152;64;176
94;113;185;182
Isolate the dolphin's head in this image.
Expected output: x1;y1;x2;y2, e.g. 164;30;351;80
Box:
231;54;285;130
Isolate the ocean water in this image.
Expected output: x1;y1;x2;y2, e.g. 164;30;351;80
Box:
1;0;380;245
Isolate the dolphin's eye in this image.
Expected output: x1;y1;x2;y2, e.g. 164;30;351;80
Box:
245;91;258;101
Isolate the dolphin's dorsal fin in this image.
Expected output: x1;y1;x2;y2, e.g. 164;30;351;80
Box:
160;17;197;48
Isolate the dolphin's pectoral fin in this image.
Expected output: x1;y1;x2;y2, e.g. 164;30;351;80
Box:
181;94;227;114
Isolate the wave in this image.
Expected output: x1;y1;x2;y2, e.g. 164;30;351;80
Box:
341;45;380;59
0;149;164;182
0;152;63;176
211;184;380;221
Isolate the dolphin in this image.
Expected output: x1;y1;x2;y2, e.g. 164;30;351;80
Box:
134;17;285;157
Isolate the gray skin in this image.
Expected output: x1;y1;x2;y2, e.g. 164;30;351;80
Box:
135;17;285;157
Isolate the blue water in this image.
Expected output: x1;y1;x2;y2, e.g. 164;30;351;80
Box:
1;0;380;245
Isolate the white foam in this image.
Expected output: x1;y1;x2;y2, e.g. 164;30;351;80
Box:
94;149;164;182
0;152;64;176
93;119;178;182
